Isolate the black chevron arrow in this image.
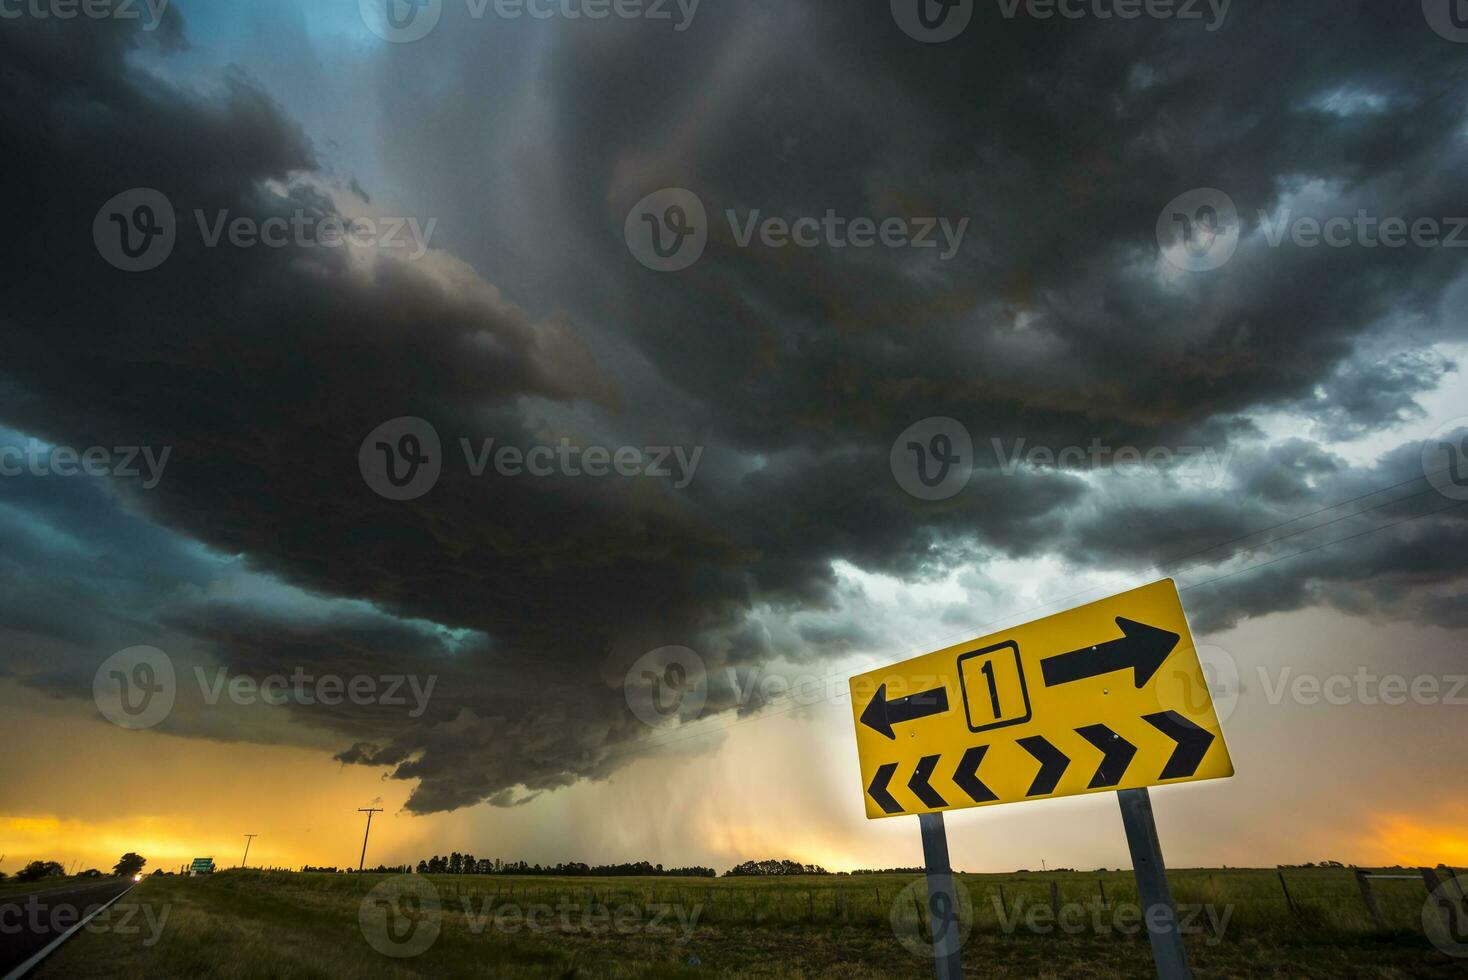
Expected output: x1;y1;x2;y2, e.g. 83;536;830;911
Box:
1018;736;1070;797
867;763;904;815
1144;711;1216;779
1040;618;1181;689
908;754;949;808
953;746;998;803
860;683;950;740
1076;724;1138;788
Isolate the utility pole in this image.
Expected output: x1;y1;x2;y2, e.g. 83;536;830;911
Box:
241;835;258;868
357;808;384;873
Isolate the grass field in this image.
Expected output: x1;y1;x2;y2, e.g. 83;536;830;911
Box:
34;867;1465;978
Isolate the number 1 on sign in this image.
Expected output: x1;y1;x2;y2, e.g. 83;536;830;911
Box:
958;642;1032;733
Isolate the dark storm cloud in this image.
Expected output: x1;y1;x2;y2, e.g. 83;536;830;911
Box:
2;3;1466;812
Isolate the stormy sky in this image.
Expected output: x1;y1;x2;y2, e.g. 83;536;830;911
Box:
1;0;1465;873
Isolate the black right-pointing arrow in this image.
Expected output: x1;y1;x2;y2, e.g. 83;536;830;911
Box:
953;746;998;803
908;754;949;809
1018;736;1070;797
1076;724;1137;788
1144;711;1216;779
868;763;904;815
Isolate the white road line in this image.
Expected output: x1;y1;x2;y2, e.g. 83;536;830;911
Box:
0;882;137;980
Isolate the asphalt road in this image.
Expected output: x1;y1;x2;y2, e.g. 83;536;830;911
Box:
0;878;136;978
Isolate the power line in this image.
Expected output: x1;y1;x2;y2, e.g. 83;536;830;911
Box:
625;488;1466;756
628;468;1456;744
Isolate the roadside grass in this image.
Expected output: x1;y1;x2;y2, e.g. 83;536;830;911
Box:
34;868;1464;978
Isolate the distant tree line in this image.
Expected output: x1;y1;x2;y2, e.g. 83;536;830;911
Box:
724;860;830;877
300;864;412;874
413;853;715;878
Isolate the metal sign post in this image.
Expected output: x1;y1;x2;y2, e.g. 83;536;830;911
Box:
1118;788;1192;980
918;813;964;980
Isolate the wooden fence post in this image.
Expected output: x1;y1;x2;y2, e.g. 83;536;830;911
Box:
1277;872;1299;919
1355;869;1386;929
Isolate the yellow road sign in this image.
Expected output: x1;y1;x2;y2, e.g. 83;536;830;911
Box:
849;580;1233;819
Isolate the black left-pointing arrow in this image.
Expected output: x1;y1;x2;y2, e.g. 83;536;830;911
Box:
860;683;950;740
953;746;998;803
908;754;949;809
868;763;904;814
1144;711;1215;779
1076;724;1137;788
